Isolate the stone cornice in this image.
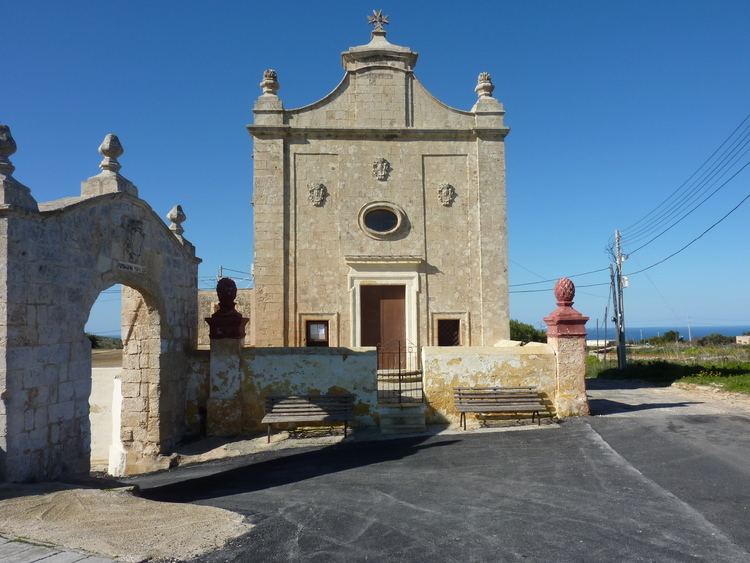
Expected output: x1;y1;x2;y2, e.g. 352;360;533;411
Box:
247;125;510;141
345;254;423;265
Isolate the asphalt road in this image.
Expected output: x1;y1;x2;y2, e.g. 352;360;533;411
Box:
135;381;750;562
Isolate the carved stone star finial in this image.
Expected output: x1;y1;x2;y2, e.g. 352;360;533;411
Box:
367;9;389;32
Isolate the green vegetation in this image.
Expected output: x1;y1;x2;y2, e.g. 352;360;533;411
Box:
643;330;683;345
586;343;750;394
696;333;735;346
509;319;547;343
86;333;123;349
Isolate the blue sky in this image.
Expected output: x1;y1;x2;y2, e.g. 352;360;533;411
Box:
4;1;749;335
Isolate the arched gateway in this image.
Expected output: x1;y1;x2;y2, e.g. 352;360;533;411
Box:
0;127;200;481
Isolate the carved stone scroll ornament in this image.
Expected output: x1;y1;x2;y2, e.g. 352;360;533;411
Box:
307;182;329;207
437;183;457;207
372;158;391;181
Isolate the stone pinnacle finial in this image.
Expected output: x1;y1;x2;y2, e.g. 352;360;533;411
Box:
167;204;186;237
81;133;137;198
260;69;280;96
98;133;124;173
367;9;389;33
475;72;495;98
0;124;18;176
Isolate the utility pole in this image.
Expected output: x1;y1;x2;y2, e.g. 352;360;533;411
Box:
611;230;627;370
687;316;692;342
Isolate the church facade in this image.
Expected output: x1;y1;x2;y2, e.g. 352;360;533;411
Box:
248;17;510;353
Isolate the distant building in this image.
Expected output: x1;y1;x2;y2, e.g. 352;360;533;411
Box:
737;335;750;345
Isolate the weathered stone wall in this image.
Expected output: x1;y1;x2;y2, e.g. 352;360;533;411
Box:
0;185;199;481
421;344;557;426
204;347;377;436
184;349;210;437
197;289;254;347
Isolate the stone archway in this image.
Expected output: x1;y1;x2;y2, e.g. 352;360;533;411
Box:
0;129;200;481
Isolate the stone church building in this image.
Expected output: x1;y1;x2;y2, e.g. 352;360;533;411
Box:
248;18;510;354
1;13;589;482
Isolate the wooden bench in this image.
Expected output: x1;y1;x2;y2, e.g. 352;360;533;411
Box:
453;386;549;430
262;394;355;443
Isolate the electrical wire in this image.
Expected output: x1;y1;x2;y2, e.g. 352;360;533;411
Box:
509;281;610;294
509;267;609;287
617;113;750;241
623;127;750;243
626;189;750;277
626;159;750;254
624;138;750;248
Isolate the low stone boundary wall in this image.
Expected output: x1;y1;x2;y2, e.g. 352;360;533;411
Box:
206;347;377;435
422;344;557;425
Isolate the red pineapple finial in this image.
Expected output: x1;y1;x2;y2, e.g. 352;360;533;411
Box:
554;277;575;306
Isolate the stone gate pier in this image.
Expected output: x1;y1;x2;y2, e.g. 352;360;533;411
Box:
0;125;200;481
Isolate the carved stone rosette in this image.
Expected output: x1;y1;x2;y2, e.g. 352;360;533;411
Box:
307;182;328;207
437;183;457;207
372;158;391;181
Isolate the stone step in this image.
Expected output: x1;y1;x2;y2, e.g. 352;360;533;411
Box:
378;405;426;434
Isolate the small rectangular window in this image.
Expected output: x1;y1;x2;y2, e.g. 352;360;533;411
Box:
437;319;461;346
306;320;329;347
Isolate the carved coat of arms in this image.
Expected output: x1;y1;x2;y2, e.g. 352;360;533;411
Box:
307;182;329;207
122;217;145;263
372;158;391;181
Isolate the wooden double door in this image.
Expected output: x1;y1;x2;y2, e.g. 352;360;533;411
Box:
360;285;406;367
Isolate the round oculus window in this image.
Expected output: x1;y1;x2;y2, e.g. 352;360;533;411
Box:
357;201;407;239
363;208;399;233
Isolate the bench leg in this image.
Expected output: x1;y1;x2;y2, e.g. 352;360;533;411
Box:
536;411;540;426
267;424;271;444
460;412;466;431
344;421;348;438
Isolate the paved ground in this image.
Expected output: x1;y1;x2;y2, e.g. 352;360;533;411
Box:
0;536;113;562
132;379;750;562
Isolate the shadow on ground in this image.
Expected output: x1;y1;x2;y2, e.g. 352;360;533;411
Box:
137;435;455;503
588;398;703;416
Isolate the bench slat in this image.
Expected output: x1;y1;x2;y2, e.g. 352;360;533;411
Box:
261;414;354;424
453;385;549;429
263;393;355;442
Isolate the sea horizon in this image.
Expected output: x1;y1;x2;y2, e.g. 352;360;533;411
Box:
586;324;750;342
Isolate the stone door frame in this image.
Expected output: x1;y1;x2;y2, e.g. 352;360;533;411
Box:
346;257;420;349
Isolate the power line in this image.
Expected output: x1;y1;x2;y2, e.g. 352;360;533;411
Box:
626;188;750;277
509;259;547;281
623;127;750;243
627;159;750;254
509;267;609;287
509;281;609;294
619;113;750;240
624;137;750;248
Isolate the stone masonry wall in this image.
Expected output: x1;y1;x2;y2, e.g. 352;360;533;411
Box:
421;344;557;426
0;191;199;481
204;347;378;436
